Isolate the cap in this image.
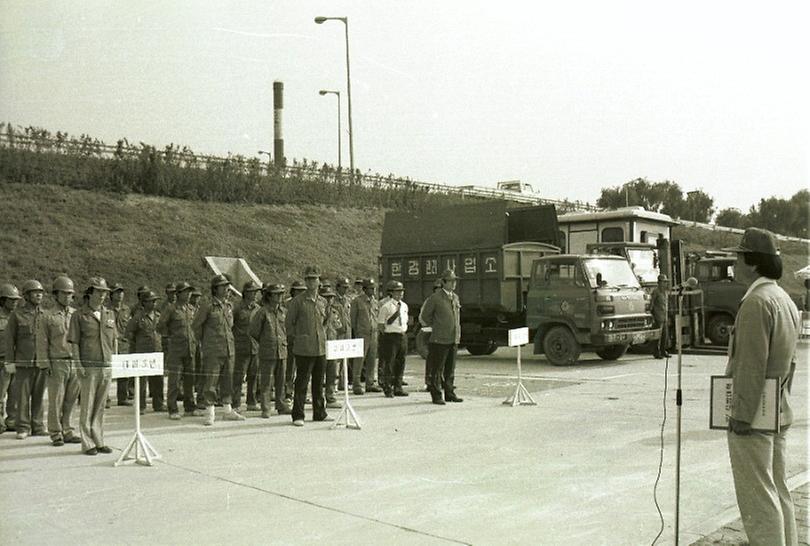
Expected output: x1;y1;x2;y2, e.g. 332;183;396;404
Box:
386;280;404;292
721;227;780;256
0;284;22;299
242;281;261;293
109;283;125;293
320;280;333;290
165;283;176;293
210;274;231;288
354;278;364;286
362;278;376;289
264;283;286;294
136;285;151;296
175;281;193;293
52;276;75;293
141;290;159;301
335;277;350;288
440;268;457;281
657;274;668;283
191;287;202;297
319;286;336;297
303;266;321;279
88;277;110;291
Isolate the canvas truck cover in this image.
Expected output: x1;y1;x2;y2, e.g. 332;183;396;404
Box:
380;202;559;255
203;256;262;298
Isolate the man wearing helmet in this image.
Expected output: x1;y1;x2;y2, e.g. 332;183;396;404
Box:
68;277;117;455
0;284;22;434
44;276;81;446
157;282;198;420
378;280;409;398
4;279;48;439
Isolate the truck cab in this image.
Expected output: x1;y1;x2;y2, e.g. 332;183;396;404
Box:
585;242;660;288
689;253;746;345
526;255;658;365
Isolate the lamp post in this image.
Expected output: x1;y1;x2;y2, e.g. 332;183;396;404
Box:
257;150;272;167
686;190;700;222
315;16;354;181
318;89;342;171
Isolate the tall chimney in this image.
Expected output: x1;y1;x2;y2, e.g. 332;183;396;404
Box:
273;81;284;168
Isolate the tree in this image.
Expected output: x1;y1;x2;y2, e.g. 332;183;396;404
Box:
715;208;746;228
597;178;714;222
680;190;715;223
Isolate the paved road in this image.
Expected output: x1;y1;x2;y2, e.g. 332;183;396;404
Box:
1;343;807;545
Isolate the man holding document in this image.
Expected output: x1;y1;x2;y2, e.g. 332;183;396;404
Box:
722;227;801;546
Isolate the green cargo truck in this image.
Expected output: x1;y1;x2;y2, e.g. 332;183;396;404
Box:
526;254;660;365
379;201;560;356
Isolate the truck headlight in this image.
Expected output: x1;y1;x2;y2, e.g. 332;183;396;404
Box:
601;320;615;330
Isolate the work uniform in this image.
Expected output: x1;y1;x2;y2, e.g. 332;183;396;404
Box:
232;299;260;410
249;303;288;415
378;298;409;394
651;286;669;357
334;292;353;388
45;304;80;442
725;278;800;546
0;307;18;432
108;301;132;403
5;301;48;435
193;297;235;406
419;288;461;400
350;293;379;392
126;306;165;411
323;300;346;403
286;291;328;422
68;304;117;452
157;302;196;414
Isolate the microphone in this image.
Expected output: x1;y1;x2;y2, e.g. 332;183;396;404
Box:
674;277;699;293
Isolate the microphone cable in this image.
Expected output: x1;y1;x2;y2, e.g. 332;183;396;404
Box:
651;353;670;545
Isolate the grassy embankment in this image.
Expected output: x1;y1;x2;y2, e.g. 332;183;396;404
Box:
0;182;385;306
0;182;806;308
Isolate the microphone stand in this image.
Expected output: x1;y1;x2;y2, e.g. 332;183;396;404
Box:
674;288;684;545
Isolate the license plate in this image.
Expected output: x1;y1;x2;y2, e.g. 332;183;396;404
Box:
632;333;646;344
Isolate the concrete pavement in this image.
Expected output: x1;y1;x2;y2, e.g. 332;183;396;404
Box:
1;344;807;545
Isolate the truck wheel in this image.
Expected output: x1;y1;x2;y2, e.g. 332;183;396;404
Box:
465;341;498;356
708;315;734;346
542;326;581;366
595;345;628;361
415;329;430;360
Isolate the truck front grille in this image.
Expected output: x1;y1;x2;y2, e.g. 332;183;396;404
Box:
615;317;648;330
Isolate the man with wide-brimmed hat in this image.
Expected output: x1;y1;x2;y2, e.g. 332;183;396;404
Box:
158;281;198;420
4;279;48;439
107;283;134;406
350;278;382;395
249;283;291;418
126;290;165;414
232;280;262;412
721;227;801;545
68;277;117;455
419;269;463;405
193;274;245;425
285;266;331;426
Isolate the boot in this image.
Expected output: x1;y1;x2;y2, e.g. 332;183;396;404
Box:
203;405;215;426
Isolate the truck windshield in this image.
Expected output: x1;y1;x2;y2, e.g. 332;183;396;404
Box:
582;259;641;289
626;249;658;285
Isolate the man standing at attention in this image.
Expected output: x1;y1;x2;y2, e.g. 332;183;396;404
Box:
419;269;463;405
68;277;116;456
286;266;330;427
157;282;198;420
232;281;261;412
108;283;133;407
194;275;245;426
0;284;22;434
4;279;48;439
45;276;81;447
350;278;381;395
722;228;801;546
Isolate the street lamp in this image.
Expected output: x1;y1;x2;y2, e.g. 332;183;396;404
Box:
686;190;700;222
257;150;272;163
315;16;354;181
318;89;342;171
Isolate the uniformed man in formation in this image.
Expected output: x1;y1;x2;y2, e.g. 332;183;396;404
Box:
0;267;443;448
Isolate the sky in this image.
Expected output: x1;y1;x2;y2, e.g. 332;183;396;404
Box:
1;1;808;212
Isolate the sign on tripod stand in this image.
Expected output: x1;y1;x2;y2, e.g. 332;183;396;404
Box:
503;327;536;407
111;352;164;466
327;339;364;430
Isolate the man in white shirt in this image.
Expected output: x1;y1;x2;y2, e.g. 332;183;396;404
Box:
377;281;408;398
